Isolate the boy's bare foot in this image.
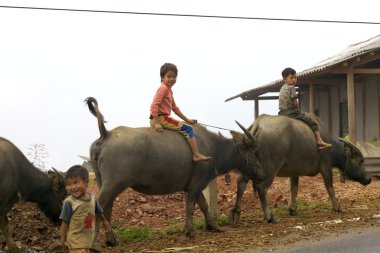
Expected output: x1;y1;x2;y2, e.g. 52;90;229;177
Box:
193;154;213;162
318;142;332;150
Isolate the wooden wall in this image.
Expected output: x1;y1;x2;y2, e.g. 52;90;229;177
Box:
299;75;380;142
364;76;380;141
330;85;340;137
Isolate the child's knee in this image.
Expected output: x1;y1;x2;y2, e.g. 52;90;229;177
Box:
181;124;195;138
310;124;319;132
304;119;318;131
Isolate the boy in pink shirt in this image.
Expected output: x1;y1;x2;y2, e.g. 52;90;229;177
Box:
150;63;212;162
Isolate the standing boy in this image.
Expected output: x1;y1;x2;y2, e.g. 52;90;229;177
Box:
150;63;212;162
60;165;111;253
278;67;332;149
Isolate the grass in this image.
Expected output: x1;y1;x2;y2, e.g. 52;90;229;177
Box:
193;218;205;229
116;214;232;243
297;200;324;210
273;200;325;219
117;226;160;243
112;193;380;247
273;205;288;217
239;212;264;224
115;200;328;243
217;214;230;225
116;221;183;243
332;167;341;174
162;223;183;236
367;198;380;209
115;199;329;243
116;196;369;245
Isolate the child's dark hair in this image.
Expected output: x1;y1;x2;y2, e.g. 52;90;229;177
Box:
160;63;178;80
65;165;89;182
282;68;296;79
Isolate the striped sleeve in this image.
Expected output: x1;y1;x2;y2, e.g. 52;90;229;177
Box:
172;97;181;115
150;86;168;117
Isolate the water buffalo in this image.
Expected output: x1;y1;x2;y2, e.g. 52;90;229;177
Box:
230;114;371;224
0;137;67;253
84;97;263;245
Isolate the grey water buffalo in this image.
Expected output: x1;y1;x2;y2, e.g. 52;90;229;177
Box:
84;97;263;245
0;137;67;253
230;114;371;224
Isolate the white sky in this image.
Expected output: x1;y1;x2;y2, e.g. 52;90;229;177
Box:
0;0;379;170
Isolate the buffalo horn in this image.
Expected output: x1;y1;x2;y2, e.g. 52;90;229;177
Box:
339;138;363;157
52;167;65;183
235;120;255;144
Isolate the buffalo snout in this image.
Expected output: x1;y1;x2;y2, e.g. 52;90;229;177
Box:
361;175;372;186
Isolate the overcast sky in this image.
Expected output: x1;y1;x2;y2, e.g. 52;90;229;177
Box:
0;0;378;171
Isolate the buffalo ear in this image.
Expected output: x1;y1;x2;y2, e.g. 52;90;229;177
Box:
48;172;60;191
230;131;251;147
51;167;65;186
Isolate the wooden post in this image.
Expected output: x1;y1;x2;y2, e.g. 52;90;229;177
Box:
328;87;332;133
309;83;315;114
254;99;259;119
362;81;366;141
347;65;356;143
202;178;217;220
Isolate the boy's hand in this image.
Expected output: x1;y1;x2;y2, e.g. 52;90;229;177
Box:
155;123;164;132
61;240;71;249
103;221;112;232
187;119;197;124
293;98;299;108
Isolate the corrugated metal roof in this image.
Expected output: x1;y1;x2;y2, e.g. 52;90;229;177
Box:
226;34;380;102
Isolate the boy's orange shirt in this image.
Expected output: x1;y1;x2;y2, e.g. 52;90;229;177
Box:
150;82;181;117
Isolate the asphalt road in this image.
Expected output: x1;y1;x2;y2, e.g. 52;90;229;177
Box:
254;226;380;253
277;227;379;253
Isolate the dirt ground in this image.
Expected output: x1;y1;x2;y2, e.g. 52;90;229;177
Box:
2;173;380;252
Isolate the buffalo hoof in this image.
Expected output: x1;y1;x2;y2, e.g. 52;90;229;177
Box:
206;224;224;232
228;210;241;225
267;214;277;224
185;229;196;239
6;246;20;253
288;209;297;216
91;244;102;253
333;207;346;213
105;231;117;247
332;203;344;213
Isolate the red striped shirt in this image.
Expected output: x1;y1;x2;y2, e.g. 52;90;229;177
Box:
150;82;181;117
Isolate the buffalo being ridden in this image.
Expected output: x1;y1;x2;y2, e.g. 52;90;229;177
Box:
229;114;371;225
84;97;263;246
0;137;67;253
